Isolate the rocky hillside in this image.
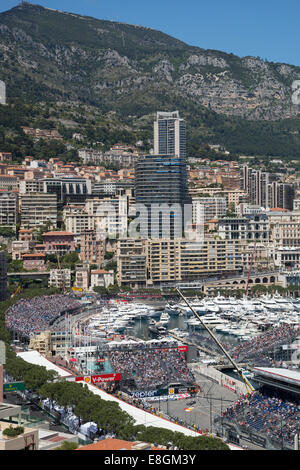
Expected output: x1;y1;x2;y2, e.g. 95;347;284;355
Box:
1;2;300;121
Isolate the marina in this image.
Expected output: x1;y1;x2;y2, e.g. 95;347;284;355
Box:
77;294;300;373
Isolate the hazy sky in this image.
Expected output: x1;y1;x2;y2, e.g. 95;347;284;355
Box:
1;0;300;66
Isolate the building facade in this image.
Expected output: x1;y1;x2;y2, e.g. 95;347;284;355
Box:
42;231;75;255
218;214;270;241
154;111;186;159
90;269;114;289
146;239;243;285
0;191;18;228
117;239;147;288
79;230;106;266
20;193;57;229
49;268;71;289
192;197;227;223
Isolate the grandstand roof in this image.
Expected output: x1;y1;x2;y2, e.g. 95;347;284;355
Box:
253;367;300;388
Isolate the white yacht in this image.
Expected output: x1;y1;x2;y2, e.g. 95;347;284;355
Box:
251;299;265;312
159;312;170;325
188;301;208;314
186;318;200;327
195;314;224;330
290;298;300;311
212;295;234;311
203;299;220;313
272;294;294;311
164;303;179;315
259;295;283;311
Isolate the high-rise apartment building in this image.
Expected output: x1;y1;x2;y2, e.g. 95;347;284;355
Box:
267;182;295;211
117;239;147;289
242;165;275;207
0;192;18;228
241;165;294;209
154;111;186;159
80;229;106;266
192;197;227;223
20;193;57;229
135;111;191;238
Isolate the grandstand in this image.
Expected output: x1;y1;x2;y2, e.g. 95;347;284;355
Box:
253;367;300;399
108;340;196;394
218;368;300;450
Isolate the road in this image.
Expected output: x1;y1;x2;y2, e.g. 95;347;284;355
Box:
151;367;264;450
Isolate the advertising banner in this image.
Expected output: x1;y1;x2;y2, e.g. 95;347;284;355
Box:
75;373;121;383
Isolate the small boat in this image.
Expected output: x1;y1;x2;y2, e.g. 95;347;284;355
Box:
159;312;170;325
148;323;167;336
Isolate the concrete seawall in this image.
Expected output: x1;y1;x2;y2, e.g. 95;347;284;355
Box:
192;364;249;395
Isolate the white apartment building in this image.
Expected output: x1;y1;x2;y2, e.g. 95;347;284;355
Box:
192;197;227;223
293;199;300;211
19;179;44;194
64;196;128;238
218;214;270;241
91;269;114;289
268;210;300;247
11;240;30;260
49;269;71;289
273;247;300;270
63;205;95;234
20;193;57;229
0;192;18;227
74;265;90;291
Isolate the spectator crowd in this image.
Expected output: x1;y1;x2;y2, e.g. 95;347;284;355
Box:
109;342;195;390
222;392;300;448
227;324;300;365
190;324;300;366
5;295;81;338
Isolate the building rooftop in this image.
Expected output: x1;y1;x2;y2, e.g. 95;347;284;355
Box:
91;270;110;274
269;208;290;212
43;232;74;237
76;438;162;451
253;367;300;387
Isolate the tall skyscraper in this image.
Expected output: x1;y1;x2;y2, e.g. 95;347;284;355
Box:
154;111;186;159
0;251;7;301
242;165;295;210
267;182;295;211
242;165;277;207
135;111;191;239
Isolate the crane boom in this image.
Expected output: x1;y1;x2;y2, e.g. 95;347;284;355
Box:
176;288;254;393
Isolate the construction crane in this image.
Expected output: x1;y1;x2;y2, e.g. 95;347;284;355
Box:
176;288;254;394
11;285;21;298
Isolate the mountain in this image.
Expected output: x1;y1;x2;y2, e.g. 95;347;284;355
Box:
2;2;300;120
1;3;300;160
